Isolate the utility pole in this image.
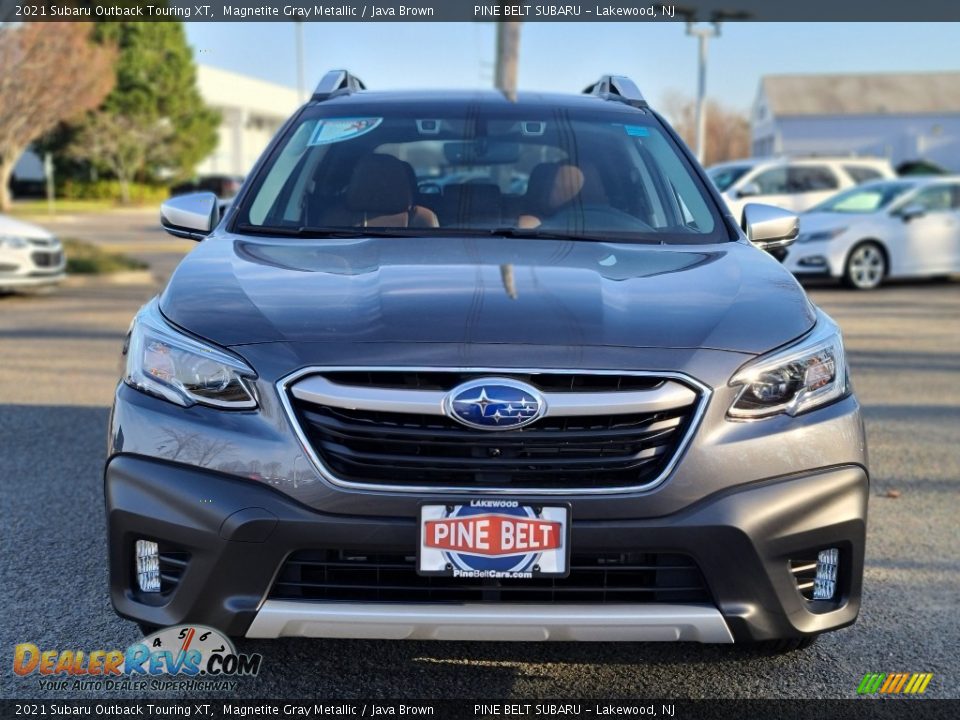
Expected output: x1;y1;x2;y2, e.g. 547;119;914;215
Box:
295;22;306;103
685;21;721;164
44;152;55;216
678;7;749;164
494;22;522;100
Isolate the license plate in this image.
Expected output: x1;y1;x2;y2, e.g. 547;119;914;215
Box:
417;501;570;578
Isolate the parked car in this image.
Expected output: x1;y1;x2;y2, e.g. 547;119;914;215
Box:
784;177;960;289
708;157;896;221
106;72;868;653
170;175;243;200
0;213;66;292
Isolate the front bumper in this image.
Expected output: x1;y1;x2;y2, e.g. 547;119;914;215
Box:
783;245;845;279
0;269;66;288
0;244;66;288
106;455;868;643
246;602;733;642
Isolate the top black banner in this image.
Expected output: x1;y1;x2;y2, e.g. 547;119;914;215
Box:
3;0;960;22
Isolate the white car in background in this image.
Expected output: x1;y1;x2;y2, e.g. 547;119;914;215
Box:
0;213;66;292
708;157;896;221
784;177;960;289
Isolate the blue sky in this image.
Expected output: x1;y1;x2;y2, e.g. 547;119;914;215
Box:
185;22;959;111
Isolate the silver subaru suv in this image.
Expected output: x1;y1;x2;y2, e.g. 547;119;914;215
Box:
105;73;868;653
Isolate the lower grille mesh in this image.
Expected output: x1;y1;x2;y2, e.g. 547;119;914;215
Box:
269;550;710;604
31;251;62;268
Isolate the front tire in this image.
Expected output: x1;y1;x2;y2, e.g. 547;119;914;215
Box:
137;622;161;636
844;241;886;290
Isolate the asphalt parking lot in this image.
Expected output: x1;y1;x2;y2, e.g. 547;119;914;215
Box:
1;212;958;700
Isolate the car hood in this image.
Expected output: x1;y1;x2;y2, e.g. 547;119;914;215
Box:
160;235;815;355
0;213;54;240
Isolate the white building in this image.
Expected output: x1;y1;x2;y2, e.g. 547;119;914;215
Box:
752;72;960;171
12;65;300;187
194;64;301;177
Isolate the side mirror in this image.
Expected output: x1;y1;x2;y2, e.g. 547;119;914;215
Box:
737;182;762;199
160;192;220;241
897;203;926;222
741;203;799;252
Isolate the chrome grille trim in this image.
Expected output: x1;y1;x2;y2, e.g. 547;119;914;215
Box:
277;366;711;496
290;374;698;418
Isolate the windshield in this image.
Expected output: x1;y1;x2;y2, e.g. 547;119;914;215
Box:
809;181;915;213
235;103;729;244
707;165;752;192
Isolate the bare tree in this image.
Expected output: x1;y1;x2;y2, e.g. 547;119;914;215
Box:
0;23;115;211
661;90;752;166
66;111;171;205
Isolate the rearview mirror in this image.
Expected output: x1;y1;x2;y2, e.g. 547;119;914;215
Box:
737;182;762;199
443;141;521;165
741;203;799;252
897;203;926;222
160;192;219;241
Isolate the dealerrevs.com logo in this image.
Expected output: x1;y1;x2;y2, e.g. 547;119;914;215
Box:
13;625;262;692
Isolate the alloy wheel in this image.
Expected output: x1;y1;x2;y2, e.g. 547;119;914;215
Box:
846;243;886;289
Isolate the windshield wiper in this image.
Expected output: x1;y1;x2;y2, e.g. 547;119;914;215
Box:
234;224;418;238
484;227;599;242
484;227;662;244
234;223;662;244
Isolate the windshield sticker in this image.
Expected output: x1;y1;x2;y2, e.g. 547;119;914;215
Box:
308;118;383;146
623;124;650;137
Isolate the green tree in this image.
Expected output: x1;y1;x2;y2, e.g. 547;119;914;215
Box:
66;111;172;205
43;22;220;200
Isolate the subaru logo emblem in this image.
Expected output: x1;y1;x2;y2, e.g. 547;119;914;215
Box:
444;378;546;431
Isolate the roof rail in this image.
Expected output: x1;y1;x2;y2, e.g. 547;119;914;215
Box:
312;69;366;101
583;75;647;108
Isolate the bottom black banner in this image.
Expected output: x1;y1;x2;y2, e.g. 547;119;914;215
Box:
1;700;958;720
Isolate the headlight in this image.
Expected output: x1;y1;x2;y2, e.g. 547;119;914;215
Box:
0;235;30;249
797;227;847;243
728;312;848;419
124;300;257;409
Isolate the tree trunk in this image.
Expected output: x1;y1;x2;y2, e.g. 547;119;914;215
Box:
0;156;14;212
118;175;130;205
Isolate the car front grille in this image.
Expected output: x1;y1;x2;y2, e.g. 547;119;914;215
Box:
287;370;702;491
318;370;665;393
31;251;62;268
269;549;710;604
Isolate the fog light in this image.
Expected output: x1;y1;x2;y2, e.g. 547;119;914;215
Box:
136;540;161;593
813;547;839;600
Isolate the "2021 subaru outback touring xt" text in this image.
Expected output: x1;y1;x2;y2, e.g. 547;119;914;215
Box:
105;72;868;652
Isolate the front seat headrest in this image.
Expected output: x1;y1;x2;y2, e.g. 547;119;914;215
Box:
525;162;585;215
345;154;414;215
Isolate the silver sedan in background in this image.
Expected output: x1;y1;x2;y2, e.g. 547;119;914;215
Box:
0;213;66;292
784;177;960;289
